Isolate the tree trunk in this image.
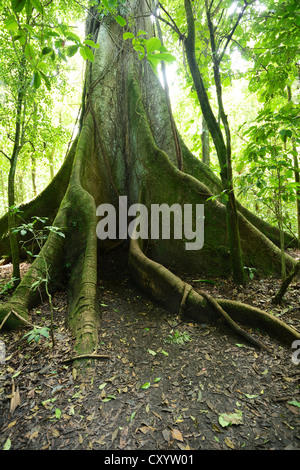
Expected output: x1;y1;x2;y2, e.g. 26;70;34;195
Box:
184;0;246;284
0;1;299;354
201;116;210;166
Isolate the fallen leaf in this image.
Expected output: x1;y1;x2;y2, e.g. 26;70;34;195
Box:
6;420;17;429
219;411;243;427
224;437;235;449
152;410;162;420
96;435;107;445
177;442;191;450
10;383;20;414
162;429;170;442
111;428;119;443
29;430;39;440
3;438;11;450
147;349;156;356
139;425;156;435
171;428;183;442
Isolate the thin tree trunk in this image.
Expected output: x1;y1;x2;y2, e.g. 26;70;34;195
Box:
184;0;246;284
8;90;23;285
201;116;210;166
31;156;37;196
287;85;300;242
48;143;56;181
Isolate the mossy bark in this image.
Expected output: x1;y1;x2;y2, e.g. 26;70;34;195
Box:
0;1;299;354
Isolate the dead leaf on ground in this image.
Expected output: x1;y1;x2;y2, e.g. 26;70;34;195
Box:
224;436;235;449
170;428;183;442
10;383;20;414
162;429;170;442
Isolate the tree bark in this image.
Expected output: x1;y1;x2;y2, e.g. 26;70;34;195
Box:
201;116;210;166
0;1;299;354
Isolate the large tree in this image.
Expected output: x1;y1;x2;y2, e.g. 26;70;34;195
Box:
0;0;299;355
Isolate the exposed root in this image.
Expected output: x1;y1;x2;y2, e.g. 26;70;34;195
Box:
129;237;300;349
178;283;193;319
272;260;300;304
196;289;272;352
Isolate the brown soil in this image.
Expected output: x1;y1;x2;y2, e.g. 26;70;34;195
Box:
0;247;299;452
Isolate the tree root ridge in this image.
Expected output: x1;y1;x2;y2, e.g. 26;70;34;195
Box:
128;237;300;349
197;289;272;353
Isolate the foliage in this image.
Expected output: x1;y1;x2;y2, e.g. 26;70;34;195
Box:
0;277;19;296
22;325;50;343
12;213;65;346
164;329;192;345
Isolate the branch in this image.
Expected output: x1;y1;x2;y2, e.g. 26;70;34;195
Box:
0;149;11;162
157;2;184;39
218;6;247;64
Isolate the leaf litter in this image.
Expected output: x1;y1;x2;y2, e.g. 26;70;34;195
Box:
0;251;300;450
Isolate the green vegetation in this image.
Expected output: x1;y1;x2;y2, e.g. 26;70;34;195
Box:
0;0;299;355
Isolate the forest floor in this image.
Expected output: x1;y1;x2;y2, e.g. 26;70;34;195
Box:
0;246;299;453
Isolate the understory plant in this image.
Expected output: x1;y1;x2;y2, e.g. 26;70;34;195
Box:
12;213;65;347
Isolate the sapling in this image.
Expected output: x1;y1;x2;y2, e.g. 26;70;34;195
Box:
13;214;65;347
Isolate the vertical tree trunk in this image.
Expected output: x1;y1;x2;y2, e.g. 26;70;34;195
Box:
184;0;246;284
48;143;56;181
7;54;27;286
201;116;210;166
287;85;300;243
31;156;37;196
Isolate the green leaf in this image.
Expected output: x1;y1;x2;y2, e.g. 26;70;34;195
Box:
66;31;81;43
55;408;62;419
66;44;79;57
83;39;99;49
31;71;41;89
147;349;156;356
218;411;243;427
3;438;11;450
42;46;53;55
140;382;151;389
222;76;231;87
11;0;26;12
39;71;51;90
30;0;43;14
25;43;35;61
80;45;94;62
108;0;117;8
115;15;126;27
146;37;162;53
157;52;176;63
4;16;18;31
123;32;135;40
287;400;300;408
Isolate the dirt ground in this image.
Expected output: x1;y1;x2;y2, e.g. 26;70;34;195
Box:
0;247;299;453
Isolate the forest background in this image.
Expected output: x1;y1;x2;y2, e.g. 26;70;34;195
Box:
0;0;299;248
